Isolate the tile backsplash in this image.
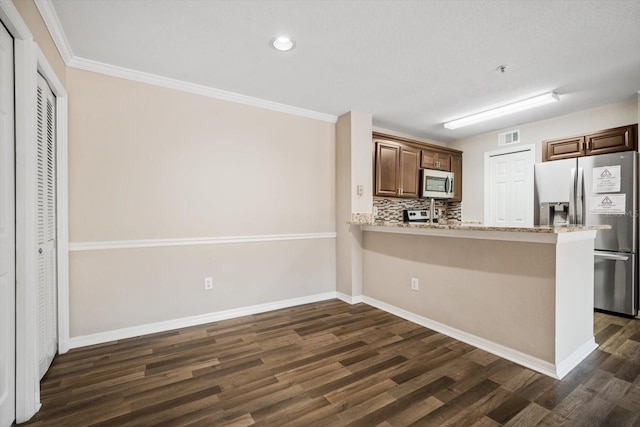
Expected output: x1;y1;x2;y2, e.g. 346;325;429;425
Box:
373;197;462;223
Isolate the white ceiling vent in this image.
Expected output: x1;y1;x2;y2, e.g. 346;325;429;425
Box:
498;129;520;146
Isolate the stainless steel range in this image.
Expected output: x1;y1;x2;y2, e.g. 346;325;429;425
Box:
403;208;441;224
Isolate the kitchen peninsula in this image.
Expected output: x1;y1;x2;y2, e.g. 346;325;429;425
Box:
351;219;609;379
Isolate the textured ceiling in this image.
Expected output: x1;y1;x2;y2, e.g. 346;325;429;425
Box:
46;0;640;142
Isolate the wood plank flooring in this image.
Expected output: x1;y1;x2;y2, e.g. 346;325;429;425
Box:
21;300;640;426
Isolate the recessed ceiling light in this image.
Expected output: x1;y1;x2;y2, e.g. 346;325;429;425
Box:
272;36;295;51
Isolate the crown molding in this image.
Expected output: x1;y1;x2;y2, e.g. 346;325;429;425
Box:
68;56;338;123
33;1;338;124
33;0;73;64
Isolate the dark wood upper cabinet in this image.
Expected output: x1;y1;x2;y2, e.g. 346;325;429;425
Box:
585;125;637;156
543;124;637;162
421;150;451;171
399;146;420;197
374;141;420;198
450;153;463;202
543;136;585;161
373;132;462;200
375;142;400;197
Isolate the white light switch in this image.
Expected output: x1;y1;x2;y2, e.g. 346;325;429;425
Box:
356;185;364;196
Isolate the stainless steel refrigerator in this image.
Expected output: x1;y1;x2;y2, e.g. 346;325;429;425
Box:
534;151;638;316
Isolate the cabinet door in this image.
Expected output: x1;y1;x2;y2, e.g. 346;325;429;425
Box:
543;136;585;162
375;142;400;197
399;146;420;197
420;150;436;169
421;150;450;170
437;153;451;171
450;154;463;201
586;125;637;156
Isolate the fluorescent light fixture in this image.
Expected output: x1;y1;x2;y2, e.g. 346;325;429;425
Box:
443;92;559;130
272;36;295;51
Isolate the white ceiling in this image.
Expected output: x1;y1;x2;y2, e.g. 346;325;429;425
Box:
44;0;640;142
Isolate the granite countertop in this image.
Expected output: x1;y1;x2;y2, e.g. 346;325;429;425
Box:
350;219;610;234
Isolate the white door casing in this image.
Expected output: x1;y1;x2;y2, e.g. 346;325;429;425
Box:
0;20;15;427
36;74;57;379
484;145;534;227
1;1;69;422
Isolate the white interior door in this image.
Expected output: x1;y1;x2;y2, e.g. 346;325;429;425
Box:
0;21;15;427
36;74;57;379
486;147;534;227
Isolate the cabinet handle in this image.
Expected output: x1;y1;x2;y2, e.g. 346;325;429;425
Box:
398;188;403;195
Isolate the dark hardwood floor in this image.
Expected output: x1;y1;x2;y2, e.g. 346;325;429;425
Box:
22;300;640;426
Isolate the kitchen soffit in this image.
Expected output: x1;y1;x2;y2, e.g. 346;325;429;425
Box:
41;0;640;142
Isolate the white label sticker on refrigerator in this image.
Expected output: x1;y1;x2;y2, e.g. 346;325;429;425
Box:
590;194;626;215
592;165;621;193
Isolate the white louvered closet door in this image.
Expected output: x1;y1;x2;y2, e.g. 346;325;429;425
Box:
36;73;57;379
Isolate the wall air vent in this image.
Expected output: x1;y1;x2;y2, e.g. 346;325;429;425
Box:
498;129;520;146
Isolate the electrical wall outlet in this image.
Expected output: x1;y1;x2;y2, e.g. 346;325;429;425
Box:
204;277;213;290
373;206;378;216
411;277;419;291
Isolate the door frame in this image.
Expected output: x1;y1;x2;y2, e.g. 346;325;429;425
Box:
0;2;69;423
483;144;535;225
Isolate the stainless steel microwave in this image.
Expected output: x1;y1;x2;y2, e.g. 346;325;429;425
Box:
421;169;454;199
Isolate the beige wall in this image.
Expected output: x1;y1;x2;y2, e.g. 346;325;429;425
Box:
352;113;374;214
67;69;335;241
335;112;372;298
363;231;557;362
70;239;335;336
65;69;336;336
14;0;338;339
448;97;639;222
13;0;65;85
336;114;354;297
373;126;447;147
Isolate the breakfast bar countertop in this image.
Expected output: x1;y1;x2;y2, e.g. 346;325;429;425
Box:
349;218;610;234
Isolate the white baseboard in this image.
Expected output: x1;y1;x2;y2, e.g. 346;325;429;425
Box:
362;296;570;379
68;291;597;380
69;292;338;349
336;292;363;305
555;338;598;379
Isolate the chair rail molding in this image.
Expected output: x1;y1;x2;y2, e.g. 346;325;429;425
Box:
69;232;337;252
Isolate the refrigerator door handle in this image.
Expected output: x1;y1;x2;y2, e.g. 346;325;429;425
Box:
569;167;577;224
576;166;584;225
594;252;630;261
